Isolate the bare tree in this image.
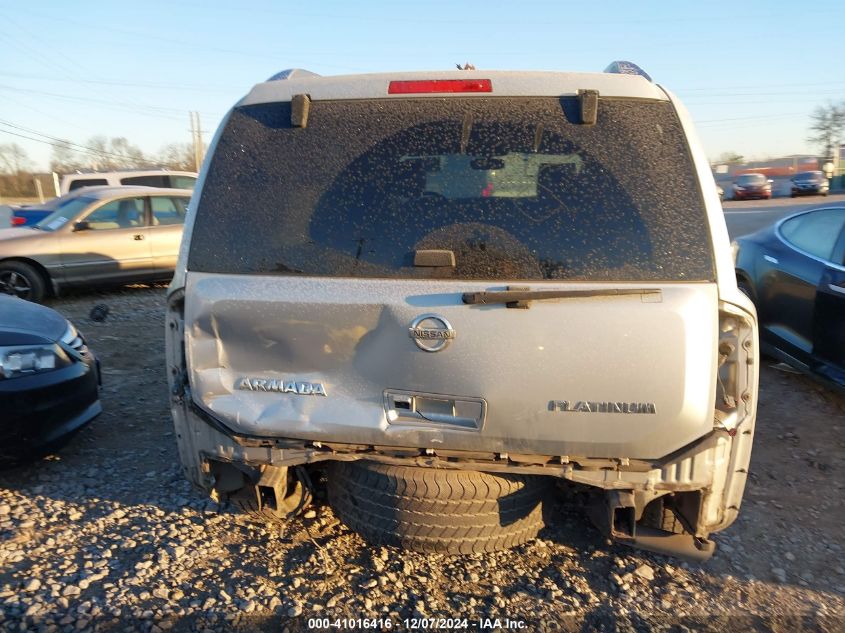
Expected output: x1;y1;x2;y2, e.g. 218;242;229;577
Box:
716;151;744;165
0;143;32;174
807;102;845;159
83;136;148;170
156;142;195;171
49;140;84;174
0;143;34;197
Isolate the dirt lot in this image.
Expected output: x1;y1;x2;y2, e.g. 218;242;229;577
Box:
1;287;844;632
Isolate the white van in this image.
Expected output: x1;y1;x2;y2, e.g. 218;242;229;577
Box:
60;170;197;194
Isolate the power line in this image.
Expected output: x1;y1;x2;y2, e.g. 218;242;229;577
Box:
0;15;84;79
0;84;223;122
675;81;845;92
0;70;237;95
0;120;149;162
695;112;808;125
0;129;115;161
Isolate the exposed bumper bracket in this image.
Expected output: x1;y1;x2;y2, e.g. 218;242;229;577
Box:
589;489;716;561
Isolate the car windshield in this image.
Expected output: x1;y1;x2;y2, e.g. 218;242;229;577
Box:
34;196;96;231
189;97;715;282
794;171;822;181
737;174;766;184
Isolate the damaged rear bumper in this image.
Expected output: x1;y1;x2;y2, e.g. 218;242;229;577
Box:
167;289;757;559
170;392;753;559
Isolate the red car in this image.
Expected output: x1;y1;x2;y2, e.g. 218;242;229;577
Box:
732;173;772;200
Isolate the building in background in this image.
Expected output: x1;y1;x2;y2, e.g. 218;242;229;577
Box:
713;155;820;181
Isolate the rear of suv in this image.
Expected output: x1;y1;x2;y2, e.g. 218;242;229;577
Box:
167;64;758;559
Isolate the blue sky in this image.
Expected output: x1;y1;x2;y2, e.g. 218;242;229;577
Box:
1;0;844;171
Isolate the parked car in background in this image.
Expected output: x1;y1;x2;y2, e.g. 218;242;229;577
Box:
0;205;12;228
11;208;51;227
0;186;191;303
9;187;97;227
0;295;100;464
790;171;829;197
732;173;772;200
60;169;197;194
734;206;845;389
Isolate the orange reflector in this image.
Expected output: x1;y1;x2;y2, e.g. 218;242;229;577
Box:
388;79;492;94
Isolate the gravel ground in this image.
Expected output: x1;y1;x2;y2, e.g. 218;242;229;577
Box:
1;286;844;632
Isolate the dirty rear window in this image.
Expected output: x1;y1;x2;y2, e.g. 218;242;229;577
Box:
189;98;714;281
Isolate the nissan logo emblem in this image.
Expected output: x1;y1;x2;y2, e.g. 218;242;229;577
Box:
408;314;456;352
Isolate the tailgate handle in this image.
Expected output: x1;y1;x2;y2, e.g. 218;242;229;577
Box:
385;391;485;430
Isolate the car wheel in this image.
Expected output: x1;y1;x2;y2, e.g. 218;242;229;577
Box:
328;460;551;554
737;279;755;303
0;261;46;303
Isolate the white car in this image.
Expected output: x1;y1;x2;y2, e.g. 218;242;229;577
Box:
60;170;197;194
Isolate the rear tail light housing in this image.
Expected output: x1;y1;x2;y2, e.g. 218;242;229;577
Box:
714;303;757;435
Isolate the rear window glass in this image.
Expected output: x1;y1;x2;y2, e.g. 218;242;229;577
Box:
780;208;845;261
170;175;197;189
68;178;108;191
737;174;766;185
189;98;714;281
121;175;169;187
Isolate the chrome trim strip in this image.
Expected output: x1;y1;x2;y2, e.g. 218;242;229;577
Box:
828;284;845;295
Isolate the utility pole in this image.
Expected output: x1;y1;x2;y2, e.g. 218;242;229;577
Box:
189;111;204;172
189;111;197;171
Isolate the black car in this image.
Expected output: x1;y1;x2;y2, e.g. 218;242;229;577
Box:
790;171;829;197
0;296;100;463
734;206;845;388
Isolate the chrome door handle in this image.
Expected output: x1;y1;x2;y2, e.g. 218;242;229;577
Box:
133;234;145;241
763;254;778;264
829;283;845;295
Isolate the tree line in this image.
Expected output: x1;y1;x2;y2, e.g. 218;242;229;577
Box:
0;137;200;198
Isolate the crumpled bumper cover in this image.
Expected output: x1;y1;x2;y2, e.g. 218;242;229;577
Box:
172;393;751;535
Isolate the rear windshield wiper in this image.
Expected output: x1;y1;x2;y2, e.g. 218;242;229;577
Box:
462;288;662;309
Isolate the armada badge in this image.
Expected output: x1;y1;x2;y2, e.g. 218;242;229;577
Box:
549;400;656;414
236;377;327;396
408;313;456;352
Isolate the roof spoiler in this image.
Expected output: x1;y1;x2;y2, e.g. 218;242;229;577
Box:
603;61;652;82
267;68;321;81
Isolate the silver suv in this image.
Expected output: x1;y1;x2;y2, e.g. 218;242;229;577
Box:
167;63;759;559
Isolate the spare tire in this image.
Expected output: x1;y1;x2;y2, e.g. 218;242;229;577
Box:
327;460;551;554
